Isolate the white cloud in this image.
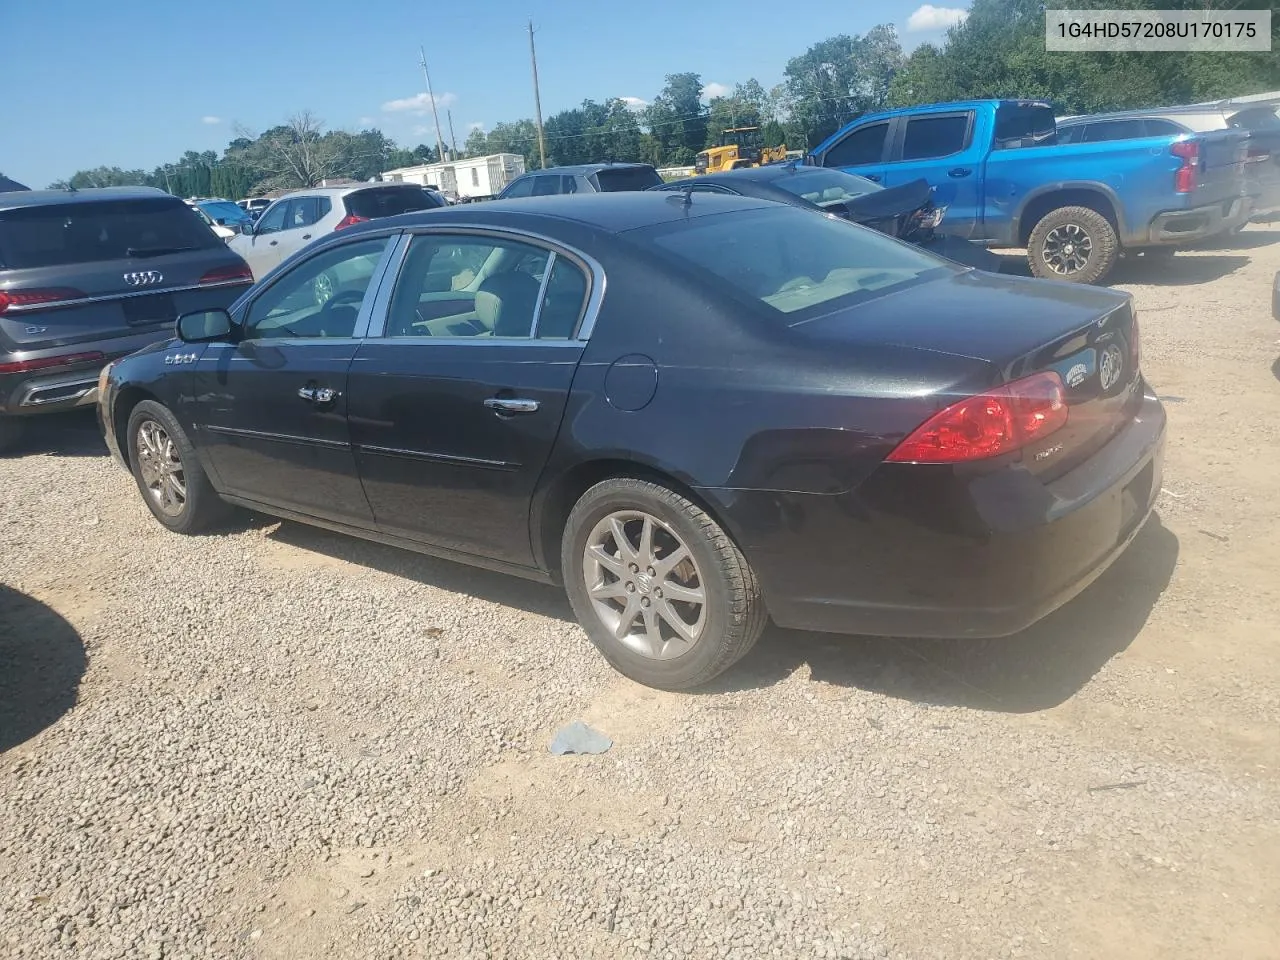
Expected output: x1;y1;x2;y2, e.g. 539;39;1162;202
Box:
201;115;222;125
468;121;485;131
906;4;968;31
381;91;458;115
702;82;730;100
357;115;376;126
619;96;648;111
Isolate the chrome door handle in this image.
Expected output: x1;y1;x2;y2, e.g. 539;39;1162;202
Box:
302;233;312;240
298;385;341;404
484;397;539;415
297;386;317;401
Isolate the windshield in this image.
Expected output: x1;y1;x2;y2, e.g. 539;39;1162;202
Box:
197;200;251;224
630;205;955;321
0;197;221;268
769;169;883;207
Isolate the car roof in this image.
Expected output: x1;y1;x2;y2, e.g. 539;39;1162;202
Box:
272;183;423;200
0;185;174;212
672;163;844;187
340;191;776;238
517;163;656;176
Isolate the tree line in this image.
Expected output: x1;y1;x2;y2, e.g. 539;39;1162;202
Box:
49;0;1278;197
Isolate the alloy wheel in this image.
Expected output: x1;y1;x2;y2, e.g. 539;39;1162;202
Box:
135;420;187;518
582;510;707;660
1041;223;1093;276
313;271;335;306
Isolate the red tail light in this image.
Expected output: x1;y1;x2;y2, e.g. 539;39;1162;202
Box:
887;371;1069;465
0;351;104;374
334;214;369;231
198;263;253;286
1171;139;1200;194
0;287;87;314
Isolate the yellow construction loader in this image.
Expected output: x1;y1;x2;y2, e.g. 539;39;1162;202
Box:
694;126;788;174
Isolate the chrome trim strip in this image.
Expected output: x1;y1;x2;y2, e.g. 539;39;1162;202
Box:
529;250;556;337
204;424;349;450
2;280;254;314
348;337;584;349
362;233;412;339
356;443;517;470
351;233;408;340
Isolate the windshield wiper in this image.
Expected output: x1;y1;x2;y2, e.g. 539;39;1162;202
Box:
126;245;199;258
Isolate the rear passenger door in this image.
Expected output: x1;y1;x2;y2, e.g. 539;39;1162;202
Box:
880;110;981;239
815;119;892;184
347;229;594;567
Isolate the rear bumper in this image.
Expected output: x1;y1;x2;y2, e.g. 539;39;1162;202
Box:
1147;195;1252;244
711;387;1167;639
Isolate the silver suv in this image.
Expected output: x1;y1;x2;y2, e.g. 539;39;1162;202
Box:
228;183;445;280
0;187;253;452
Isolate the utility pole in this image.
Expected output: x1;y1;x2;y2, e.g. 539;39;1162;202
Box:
528;20;547;169
447;109;460;158
418;45;447;164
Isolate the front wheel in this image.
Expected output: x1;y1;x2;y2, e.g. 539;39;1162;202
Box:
1027;205;1119;284
127;400;231;534
562;478;766;690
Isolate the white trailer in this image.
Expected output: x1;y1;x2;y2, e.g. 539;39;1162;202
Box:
381;153;526;201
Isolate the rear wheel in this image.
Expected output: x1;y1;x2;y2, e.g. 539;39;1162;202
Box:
562;478;766;690
1027;206;1119;284
126;400;230;534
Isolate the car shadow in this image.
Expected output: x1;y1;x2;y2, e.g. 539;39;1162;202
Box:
1272;356;1280;383
1188;229;1280;251
0;583;86;753
262;521;575;623
1;411;107;459
992;252;1251;286
711;514;1178;714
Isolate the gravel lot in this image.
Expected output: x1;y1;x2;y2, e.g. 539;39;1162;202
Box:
2;229;1279;960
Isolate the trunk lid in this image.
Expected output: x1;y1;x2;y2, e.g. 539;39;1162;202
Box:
0;195;250;352
794;270;1143;475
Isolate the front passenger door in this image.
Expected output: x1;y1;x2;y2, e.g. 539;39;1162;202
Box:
192;235;396;524
816;119;891;184
239;200;290;278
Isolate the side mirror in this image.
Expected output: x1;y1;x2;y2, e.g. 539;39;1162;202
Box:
215;218;228;226
239;221;255;235
176;308;233;343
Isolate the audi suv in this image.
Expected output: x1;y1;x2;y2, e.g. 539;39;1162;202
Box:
0;186;253;452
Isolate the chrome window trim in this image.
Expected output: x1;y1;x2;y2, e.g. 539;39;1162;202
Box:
367;224;606;342
529;250;556;337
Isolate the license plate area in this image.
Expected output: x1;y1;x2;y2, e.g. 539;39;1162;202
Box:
1118;460;1154;542
123;293;176;327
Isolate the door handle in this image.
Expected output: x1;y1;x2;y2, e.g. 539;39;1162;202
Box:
484;397;539;415
298;385;341;404
269;240;278;246
949;167;972;178
865;174;882;182
302;234;312;240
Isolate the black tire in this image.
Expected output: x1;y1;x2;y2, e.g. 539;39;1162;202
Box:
1027;205;1119;285
561;477;766;690
0;417;25;455
126;400;231;534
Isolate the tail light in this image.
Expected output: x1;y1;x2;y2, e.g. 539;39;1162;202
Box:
1246;144;1271;164
1171;140;1200;194
0;351;104;374
886;371;1069;464
334;213;369;231
198;263;253;286
0;287;87;314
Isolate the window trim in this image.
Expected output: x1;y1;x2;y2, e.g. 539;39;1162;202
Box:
366;225;605;344
235;230;403;343
889;110;975;164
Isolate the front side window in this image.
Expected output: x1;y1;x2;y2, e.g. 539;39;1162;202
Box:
501;177;535;199
254;201;288;235
630;206;954;321
385;234;554;338
822;122;888;168
244;237;389;340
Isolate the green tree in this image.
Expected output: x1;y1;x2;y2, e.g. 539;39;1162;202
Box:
782;25;904;148
645;73;708;165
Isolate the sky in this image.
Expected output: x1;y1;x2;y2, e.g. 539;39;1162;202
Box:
1;0;970;189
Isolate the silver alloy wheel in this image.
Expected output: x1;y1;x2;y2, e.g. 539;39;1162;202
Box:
313;271;335;306
135;420;188;518
1041;223;1093;276
583;510;707;660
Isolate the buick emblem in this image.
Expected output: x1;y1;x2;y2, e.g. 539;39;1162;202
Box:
123;270;163;287
1099;343;1125;391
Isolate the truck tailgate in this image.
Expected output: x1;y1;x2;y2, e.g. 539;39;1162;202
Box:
1194;129;1250;202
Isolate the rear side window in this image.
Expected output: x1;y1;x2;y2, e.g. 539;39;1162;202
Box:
1082;119;1148;143
994;105;1057;150
1227;107;1280;131
822;122;888;168
344;187;442;220
1144;118;1190;136
591;167;663;191
901;114;971;161
631;205;953;322
532;176;562;197
285;196;331;228
0;198;220;269
1057;124;1084;145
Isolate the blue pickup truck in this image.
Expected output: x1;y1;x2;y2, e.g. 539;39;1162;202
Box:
809;99;1252;284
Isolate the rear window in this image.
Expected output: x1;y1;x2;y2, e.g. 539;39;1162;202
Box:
343;187;442;220
591;167;663;192
630;206;954;321
0;197;221;269
1228;107;1280;131
770;169;882;208
994;104;1057;150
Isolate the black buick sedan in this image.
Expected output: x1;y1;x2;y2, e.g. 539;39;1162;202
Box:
98;193;1165;690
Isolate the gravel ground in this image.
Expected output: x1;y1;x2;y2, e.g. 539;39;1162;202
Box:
2;228;1279;960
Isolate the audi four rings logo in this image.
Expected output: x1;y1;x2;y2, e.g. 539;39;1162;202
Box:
123;270;164;287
